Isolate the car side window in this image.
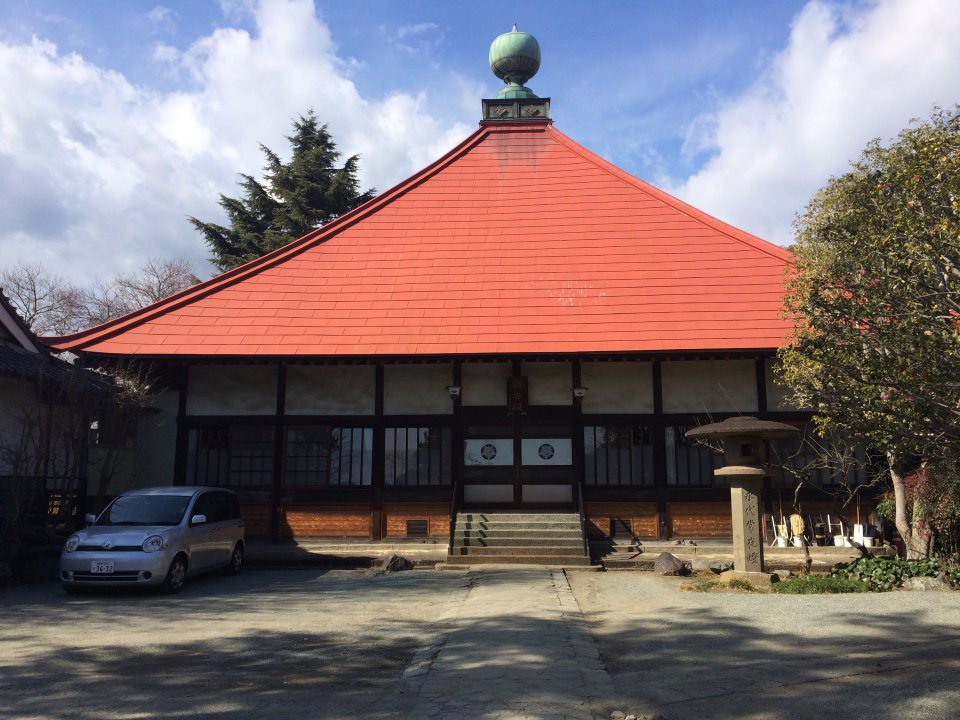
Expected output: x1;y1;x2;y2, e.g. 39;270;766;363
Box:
192;494;213;524
227;493;240;520
206;492;229;523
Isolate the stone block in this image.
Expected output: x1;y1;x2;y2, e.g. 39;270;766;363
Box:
380;554;413;572
906;576;951;591
719;570;779;588
653;552;686;576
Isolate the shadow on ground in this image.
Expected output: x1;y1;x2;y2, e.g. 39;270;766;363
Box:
577;580;960;720
2;570;959;719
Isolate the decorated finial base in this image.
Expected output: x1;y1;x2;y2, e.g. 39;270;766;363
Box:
497;83;538;100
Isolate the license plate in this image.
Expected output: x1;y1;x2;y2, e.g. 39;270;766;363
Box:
90;560;114;574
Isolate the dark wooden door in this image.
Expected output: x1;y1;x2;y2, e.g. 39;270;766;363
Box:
461;413;574;507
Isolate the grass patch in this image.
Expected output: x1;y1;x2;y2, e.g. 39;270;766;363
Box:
726;577;756;591
681;578;756;592
682;580;721;592
772;575;871;594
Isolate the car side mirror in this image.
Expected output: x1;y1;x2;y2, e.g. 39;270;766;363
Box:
84;513;96;526
191;514;207;525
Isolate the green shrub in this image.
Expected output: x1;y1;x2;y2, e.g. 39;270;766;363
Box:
831;556;960;591
772;576;871;594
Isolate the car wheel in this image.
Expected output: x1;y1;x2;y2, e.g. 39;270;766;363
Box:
226;543;243;575
163;555;187;594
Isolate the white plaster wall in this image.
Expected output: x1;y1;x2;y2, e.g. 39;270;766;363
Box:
464;484;513;503
384;363;453;415
523;361;572;406
286;365;376;415
187;365;277;415
581;361;654;414
462;362;511;406
765;358;806;411
662;360;758;413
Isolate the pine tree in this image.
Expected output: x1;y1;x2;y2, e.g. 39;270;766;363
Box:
190;111;374;271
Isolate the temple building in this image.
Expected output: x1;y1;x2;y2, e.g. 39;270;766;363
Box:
47;28;830;550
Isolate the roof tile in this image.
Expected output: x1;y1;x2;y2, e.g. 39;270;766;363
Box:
47;122;793;357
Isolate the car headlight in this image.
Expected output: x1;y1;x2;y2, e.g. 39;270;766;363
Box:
142;535;167;553
65;535;80;553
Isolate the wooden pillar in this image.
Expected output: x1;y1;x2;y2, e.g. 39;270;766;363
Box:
572;359;585;513
172;365;189;486
268;363;286;544
755;355;768;415
372;362;385;540
451;359;463;514
755;355;771;529
652;358;669;539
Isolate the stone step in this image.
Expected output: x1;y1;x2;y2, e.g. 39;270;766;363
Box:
454;528;584;537
456;521;582;532
443;554;593;566
450;546;589;557
458;513;580;522
453;537;586;548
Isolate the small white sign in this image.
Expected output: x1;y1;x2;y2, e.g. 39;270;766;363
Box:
521;438;572;466
90;560;114;574
464;439;514;466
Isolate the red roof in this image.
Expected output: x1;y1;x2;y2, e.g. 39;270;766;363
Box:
46;121;793;357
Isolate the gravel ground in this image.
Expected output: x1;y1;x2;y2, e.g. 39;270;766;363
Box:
0;568;468;720
4;568;959;720
569;572;960;720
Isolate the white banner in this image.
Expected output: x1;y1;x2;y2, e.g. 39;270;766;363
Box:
521;438;572;466
464;439;514;466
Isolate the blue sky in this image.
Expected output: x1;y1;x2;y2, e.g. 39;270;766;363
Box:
0;1;957;283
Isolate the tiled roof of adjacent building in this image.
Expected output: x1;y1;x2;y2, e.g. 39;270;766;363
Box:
44;120;793;357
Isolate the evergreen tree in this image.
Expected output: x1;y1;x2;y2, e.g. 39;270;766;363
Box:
190;111;374;270
780;106;960;558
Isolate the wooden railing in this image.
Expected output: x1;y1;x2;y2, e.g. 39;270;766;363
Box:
448;476;461;554
577;480;589;557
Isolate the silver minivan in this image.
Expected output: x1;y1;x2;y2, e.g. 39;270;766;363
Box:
60;486;245;593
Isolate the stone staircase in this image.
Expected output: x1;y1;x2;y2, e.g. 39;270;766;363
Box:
447;511;592;566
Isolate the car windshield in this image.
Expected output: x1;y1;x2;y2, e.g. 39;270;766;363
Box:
98;495;190;526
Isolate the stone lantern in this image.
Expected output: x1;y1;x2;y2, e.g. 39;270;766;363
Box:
685;417;798;585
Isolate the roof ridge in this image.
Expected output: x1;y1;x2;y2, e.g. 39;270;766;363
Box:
544;125;793;264
45;125;496;352
0;288;43;353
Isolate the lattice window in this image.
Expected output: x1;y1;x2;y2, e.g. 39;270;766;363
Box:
186;425;273;487
665;425;723;487
285;426;373;487
385;427;451;486
583;425;654;486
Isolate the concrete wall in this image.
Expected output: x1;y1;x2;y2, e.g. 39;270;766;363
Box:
522;361;572;406
662;360;757;414
286;364;376;415
581;361;654;414
462;362;511;406
384;363;453;415
187;365;277;415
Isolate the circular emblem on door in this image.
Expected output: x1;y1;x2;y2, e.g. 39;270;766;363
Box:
102;541;112;550
538;443;555;460
480;443;498;460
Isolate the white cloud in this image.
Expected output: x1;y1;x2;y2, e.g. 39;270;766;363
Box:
670;0;960;246
0;0;471;284
146;5;175;28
